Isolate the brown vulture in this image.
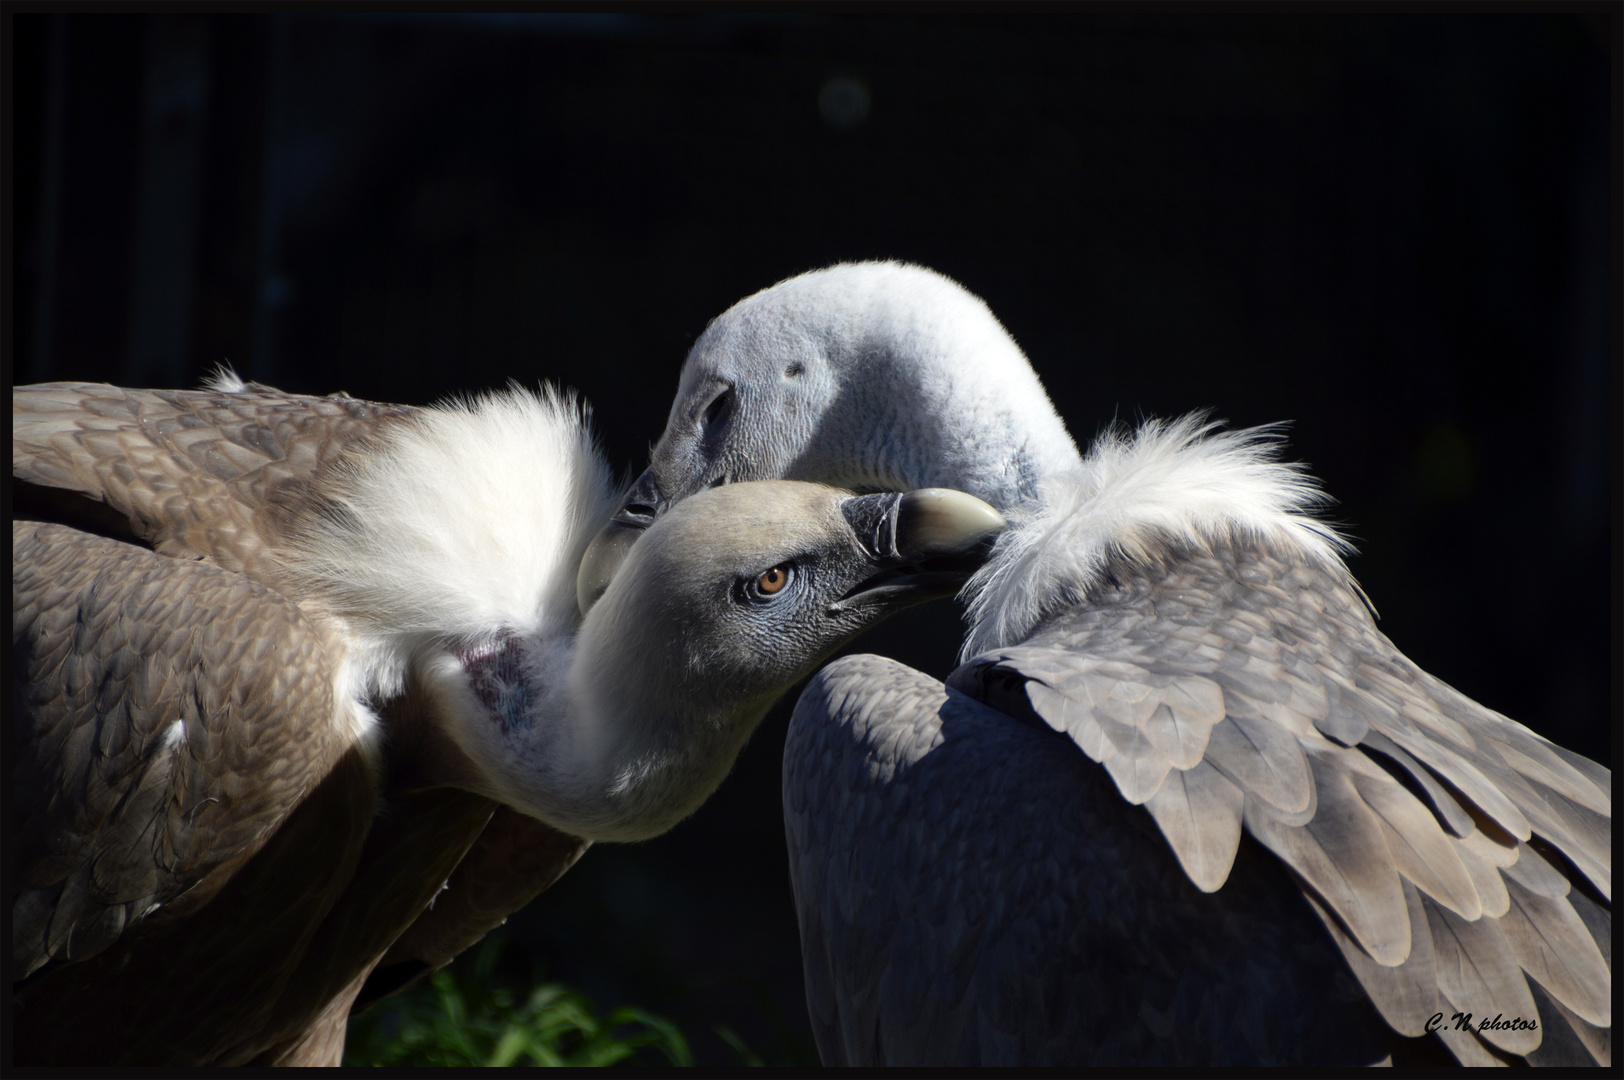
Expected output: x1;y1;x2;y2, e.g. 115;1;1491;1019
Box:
10;373;1004;1065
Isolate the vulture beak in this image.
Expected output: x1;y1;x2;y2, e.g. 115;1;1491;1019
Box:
831;489;1006;612
577;468;666;615
578;474;1005;616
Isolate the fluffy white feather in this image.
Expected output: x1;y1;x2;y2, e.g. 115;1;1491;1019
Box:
284;385;620;700
962;415;1352;658
333;650;386;759
200;363;248;393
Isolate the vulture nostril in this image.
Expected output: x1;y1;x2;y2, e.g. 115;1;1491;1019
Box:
613;499;663;527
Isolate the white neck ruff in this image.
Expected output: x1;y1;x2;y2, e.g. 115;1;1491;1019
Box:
961;415;1352;658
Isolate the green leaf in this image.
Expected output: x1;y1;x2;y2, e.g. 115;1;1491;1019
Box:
488;1026;530;1067
345;930;699;1068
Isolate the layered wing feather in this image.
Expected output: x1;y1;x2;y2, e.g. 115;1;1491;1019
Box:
10;381;414;983
11;381;434;1062
358;806;591;1010
785;654;1400;1066
13;380;417;584
948;536;1610;1063
13;380;598;1063
11;520;361;981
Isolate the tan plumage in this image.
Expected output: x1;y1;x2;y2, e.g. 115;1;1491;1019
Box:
366;806;590;999
13;380;572;1063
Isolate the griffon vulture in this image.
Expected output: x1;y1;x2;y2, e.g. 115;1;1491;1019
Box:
10;374;1005;1065
589;261;1612;1066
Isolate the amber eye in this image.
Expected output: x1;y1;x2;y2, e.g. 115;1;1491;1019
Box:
740;563;796;605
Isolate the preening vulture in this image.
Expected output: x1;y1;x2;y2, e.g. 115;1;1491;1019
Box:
592;261;1613;1066
10;374;1004;1065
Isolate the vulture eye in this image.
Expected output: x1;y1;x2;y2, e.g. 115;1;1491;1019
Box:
700;386;734;440
744;564;794;604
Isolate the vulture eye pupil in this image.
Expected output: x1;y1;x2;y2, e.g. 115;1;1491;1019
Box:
757;566;788;595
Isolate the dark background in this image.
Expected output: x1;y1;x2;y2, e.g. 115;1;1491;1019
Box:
8;11;1616;1066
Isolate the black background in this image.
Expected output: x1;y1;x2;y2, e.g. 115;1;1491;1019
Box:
8;11;1616;1065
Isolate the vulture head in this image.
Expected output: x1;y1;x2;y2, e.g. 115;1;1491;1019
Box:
581;263;1080;609
429;479;1002;842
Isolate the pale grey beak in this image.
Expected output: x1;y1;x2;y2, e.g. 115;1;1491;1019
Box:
830;488;1006;612
576;520;643;616
846;488;1008;564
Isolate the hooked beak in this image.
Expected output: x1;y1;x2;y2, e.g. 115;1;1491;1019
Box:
578;474;1007;617
830;489;1007;613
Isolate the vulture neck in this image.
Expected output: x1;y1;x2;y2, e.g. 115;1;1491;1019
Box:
786;280;1349;659
799;270;1334;578
280;387;716;840
285;386;769;842
419;628;751;843
776;282;1352;660
844;357;1080;513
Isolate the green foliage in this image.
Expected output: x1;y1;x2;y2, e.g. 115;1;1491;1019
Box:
345;935;693;1067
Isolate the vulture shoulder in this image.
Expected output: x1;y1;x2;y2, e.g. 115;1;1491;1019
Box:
786;534;1611;1066
11;379;592;1064
786;652;1398;1065
13;378;418;582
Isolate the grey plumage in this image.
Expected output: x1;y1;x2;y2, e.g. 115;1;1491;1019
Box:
786;534;1609;1064
603;260;1612;1066
788;652;1397;1065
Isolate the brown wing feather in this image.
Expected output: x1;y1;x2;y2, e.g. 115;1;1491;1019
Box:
8;381;575;1065
14;745;377;1065
12;381;594;1064
12;520;363;982
952;535;1611;1063
370;806;590;990
13;381;417;584
240;787;500;1064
